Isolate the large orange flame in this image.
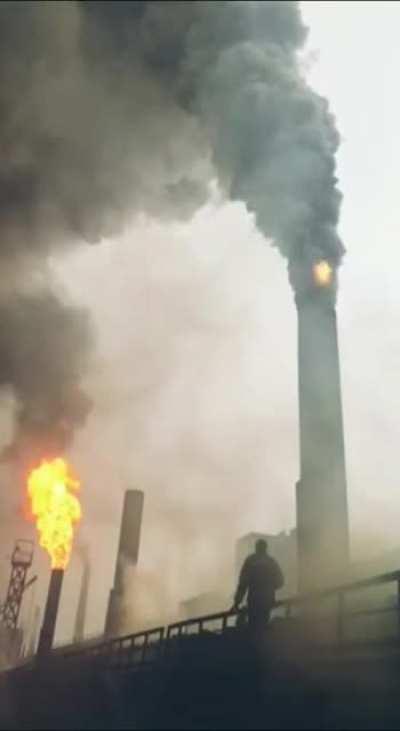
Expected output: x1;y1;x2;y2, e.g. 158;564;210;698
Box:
27;457;81;570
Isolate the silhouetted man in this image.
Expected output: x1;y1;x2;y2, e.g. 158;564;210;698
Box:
233;539;284;632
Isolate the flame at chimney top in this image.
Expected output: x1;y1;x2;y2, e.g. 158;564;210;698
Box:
27;457;81;570
313;260;333;288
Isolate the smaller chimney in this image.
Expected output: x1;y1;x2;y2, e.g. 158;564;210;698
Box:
104;490;144;637
28;605;41;657
73;551;90;644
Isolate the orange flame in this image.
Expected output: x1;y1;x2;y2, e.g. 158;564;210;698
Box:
27;458;81;570
313;260;333;287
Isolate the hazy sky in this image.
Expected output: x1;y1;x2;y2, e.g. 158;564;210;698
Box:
3;2;400;645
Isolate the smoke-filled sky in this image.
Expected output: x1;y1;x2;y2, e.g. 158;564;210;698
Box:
1;1;400;645
0;0;340;462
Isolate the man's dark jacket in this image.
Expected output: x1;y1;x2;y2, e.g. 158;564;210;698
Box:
235;552;284;609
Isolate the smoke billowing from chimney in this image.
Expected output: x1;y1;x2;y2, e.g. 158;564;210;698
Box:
0;292;92;463
78;1;343;287
0;1;341;456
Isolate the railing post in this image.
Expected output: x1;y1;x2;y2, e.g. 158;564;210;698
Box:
141;633;149;664
159;628;165;660
397;578;400;639
129;635;135;664
337;592;344;644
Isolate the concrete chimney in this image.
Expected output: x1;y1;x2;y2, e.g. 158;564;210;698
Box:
294;264;350;592
28;605;40;657
104;490;144;637
73;552;90;644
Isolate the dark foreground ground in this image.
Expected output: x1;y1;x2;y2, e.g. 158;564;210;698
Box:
1;619;400;730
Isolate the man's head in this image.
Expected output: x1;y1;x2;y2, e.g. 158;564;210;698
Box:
255;538;268;555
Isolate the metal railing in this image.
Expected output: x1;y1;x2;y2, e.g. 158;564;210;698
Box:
167;610;238;640
36;569;400;673
280;569;400;645
168;570;400;648
61;626;165;669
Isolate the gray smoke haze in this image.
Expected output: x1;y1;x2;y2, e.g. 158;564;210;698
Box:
0;0;341;456
51;209;299;641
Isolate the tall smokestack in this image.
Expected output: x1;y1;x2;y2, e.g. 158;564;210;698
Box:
36;569;64;658
104;490;144;637
293;261;349;591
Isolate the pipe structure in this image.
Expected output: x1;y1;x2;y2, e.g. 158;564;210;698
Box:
294;264;350;592
37;569;64;657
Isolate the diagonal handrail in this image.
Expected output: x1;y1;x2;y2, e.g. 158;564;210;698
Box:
166;569;400;641
16;567;400;672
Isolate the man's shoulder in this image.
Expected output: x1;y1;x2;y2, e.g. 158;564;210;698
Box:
242;553;257;569
244;553;282;569
246;553;258;563
267;555;282;570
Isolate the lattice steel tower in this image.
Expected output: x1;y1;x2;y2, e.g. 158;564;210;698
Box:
1;540;34;629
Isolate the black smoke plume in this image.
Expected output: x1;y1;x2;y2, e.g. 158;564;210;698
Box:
0;1;342;457
0;292;92;463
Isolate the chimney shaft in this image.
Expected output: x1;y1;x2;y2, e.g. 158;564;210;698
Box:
37;569;64;658
28;605;40;657
104;490;144;637
296;290;350;591
73;558;90;644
